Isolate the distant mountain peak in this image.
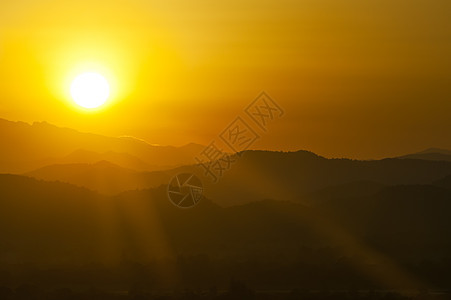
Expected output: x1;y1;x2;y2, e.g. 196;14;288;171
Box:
397;148;451;162
0;117;207;173
417;148;451;155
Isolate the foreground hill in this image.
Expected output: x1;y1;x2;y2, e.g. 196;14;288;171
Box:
0;118;204;173
0;174;451;290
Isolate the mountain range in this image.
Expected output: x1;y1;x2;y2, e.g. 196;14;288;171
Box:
0;118;450;206
23;149;451;206
0;118;204;173
1;118;451;290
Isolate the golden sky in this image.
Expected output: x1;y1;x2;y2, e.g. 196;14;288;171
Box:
0;0;450;159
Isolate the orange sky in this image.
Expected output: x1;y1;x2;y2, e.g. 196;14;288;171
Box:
0;0;450;159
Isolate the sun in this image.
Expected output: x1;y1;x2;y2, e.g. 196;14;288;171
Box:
70;72;110;109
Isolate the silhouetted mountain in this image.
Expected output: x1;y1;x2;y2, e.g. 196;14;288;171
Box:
0;174;221;264
25;150;451;206
1;174;451;291
0;118;204;173
182;150;451;206
418;148;451;155
1;174;450;263
0;174;106;264
4;118;451;207
306;180;387;203
52;149;167;171
25;161;172;194
397;148;451;162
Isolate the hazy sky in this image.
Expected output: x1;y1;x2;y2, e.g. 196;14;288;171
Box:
0;0;450;159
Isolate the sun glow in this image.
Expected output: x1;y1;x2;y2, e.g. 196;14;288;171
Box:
70;72;110;109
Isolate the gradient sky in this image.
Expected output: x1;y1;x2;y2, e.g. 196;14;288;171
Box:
0;0;450;159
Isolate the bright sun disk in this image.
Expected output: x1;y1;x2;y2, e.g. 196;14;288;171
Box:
70;72;110;109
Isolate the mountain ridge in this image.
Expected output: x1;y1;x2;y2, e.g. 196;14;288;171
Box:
0;118;205;173
24;149;451;206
